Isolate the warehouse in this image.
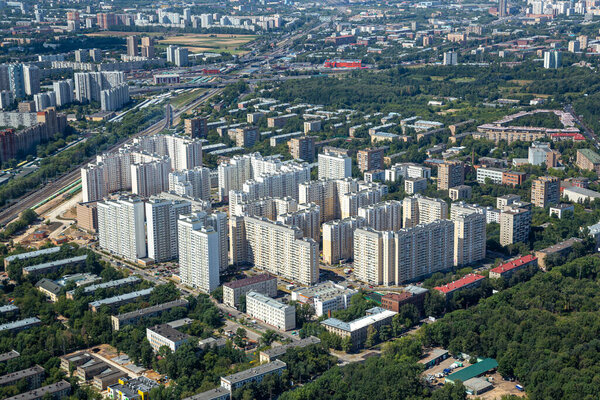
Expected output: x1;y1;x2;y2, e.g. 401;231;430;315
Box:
445;358;498;384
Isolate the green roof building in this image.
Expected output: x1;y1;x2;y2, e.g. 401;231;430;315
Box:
445;358;498;384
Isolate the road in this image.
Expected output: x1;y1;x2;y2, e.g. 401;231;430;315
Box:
92;245;300;342
564;103;600;148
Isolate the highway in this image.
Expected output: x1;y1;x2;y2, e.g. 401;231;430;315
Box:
0;88;222;226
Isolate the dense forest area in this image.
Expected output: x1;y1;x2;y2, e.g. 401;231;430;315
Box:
422;255;600;400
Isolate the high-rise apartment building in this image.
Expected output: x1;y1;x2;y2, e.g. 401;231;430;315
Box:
141;37;155;58
353;220;454;286
277;203;321;242
543;50;561;69
318;151;352;180
231;216;318;286
452;212;486;266
184;117;207;138
402;195;448;228
97;196;146;261
146;198;191;262
322;216;366;265
499;0;508;17
438;160;464;190
74;71;125;103
500;208;531;246
100;83;129;111
23;65;40;96
53;80;74;107
358;200;403;231
357;148;385;172
126;35;139;57
288;135;316;162
8;64;24;99
531;176;560;208
168;167;211;201
134;134;203;172
131;154;170;197
178;214;220;293
218;153;309;202
174;47;189;67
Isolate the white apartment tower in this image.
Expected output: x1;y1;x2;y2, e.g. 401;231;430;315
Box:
97;196;146;261
318;151;352;180
169;167;211;201
178;214;222;293
452;212;486;266
403;195;448;228
146;198;192;263
234;216;319;285
353;220;454;285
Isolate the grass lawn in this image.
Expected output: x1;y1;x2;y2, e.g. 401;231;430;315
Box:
170;88;208;108
87;32;257;55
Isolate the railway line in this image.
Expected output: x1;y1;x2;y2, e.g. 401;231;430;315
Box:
0;83;222;227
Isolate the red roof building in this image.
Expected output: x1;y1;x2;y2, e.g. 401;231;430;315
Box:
489;254;537;279
434;274;485;298
551;133;585;142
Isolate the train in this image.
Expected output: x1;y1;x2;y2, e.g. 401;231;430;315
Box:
31;179;82;210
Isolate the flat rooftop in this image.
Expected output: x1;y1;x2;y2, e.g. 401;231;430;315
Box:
4;247;61;263
0;317;41;332
4;380;71;400
147;324;190;342
321;307;397;332
247;291;292;312
89;287;154;308
260;336;321;359
184;387;231;400
0;350;19;363
23;255;88;274
0;365;44;385
113;299;188;321
221;360;286;385
223;273;276;290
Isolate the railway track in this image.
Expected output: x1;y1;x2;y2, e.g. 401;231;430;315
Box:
0;88;222;227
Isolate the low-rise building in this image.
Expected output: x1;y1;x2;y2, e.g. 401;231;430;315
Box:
535;238;582;270
419;348;449;369
381;286;428;315
549;203;574;219
291;281;357;317
88;287;154;312
111;299;189;330
22;255;88;277
563;186;600;203
489;254;538;279
183;387;231;400
35;279;62;302
4;380;71;400
246;291;295;331
222;274;277;308
448;185;472;201
92;369;128;391
320;307;396;350
0;350;20;363
107;377;158;400
0;317;41;333
146;324;191;352
434;274;485;299
220;360;286;392
0;365;44;389
3;247;60;269
259;336;321;363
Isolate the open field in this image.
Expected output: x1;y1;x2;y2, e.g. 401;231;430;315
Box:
87;32;257;54
170;88;208;108
158;33;257;54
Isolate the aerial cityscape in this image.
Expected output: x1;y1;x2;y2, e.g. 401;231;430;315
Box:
0;0;598;399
